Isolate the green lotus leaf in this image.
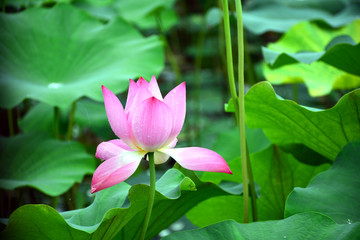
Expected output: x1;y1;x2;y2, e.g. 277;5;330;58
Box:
0;4;164;109
18;103;55;134
280;143;332;166
73;0;178;31
285;140;360;224
263;62;360;97
164;212;360;240
74;99;113;139
0;168;239;240
263;20;360;77
6;0;70;8
0;133;94;196
187;145;329;226
18;99;113;139
242;0;360;34
242;81;360;161
171;141;360;239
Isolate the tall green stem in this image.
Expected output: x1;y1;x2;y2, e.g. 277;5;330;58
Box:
222;0;239;123
66;102;76;140
218;0;227;78
234;0;250;223
54;107;60;139
140;152;156;240
246;142;258;221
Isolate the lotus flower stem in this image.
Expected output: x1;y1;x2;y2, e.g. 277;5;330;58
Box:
246;143;258;221
235;0;258;222
66;101;76;140
222;0;258;223
221;0;240;124
7;109;14;136
222;0;249;222
140;152;156;240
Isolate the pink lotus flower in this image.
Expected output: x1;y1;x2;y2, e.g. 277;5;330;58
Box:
91;76;232;193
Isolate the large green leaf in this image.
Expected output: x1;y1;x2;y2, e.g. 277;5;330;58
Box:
73;0;178;31
243;82;360;161
263;20;360;75
0;4;164;109
18;103;54;133
250;146;329;221
263;37;360;77
74;99;113;138
242;0;360;34
262;20;360;96
187;145;329;226
167;140;360;239
0;168;238;240
263;62;360;97
18;99;112;138
0;133;94;196
0;205;89;240
265;20;360;56
6;0;70;8
285;140;360;224
163;212;360;240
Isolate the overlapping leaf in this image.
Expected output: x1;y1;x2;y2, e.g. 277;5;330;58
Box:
0;133;94;196
187;145;329;226
285;140;360;224
234;81;360;161
262;20;360;96
164;212;360;240
6;0;70;8
242;0;360;34
73;0;178;31
263;62;360;97
0;168;240;240
165;141;360;240
18;103;54;133
18;100;113;139
263;20;360;73
0;4;164;109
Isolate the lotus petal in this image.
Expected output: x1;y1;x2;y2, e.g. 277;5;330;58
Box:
102;86;135;148
125;79;138;114
95;139;132;161
127;77;153;124
163;82;186;144
91;151;145;193
160;147;232;174
131;97;174;151
149;75;163;100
